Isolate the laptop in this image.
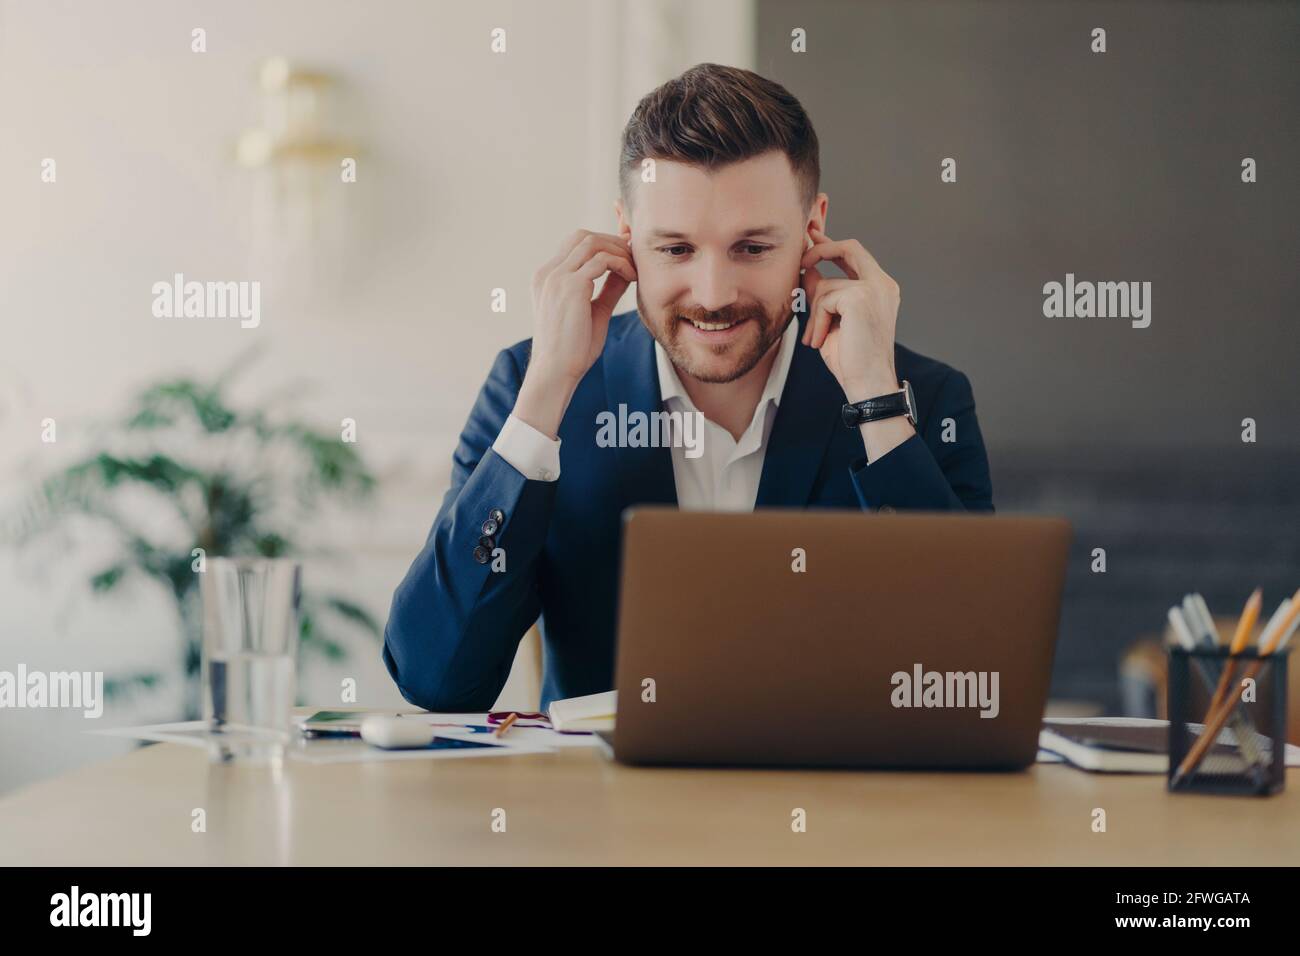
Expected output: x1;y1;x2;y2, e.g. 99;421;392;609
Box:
601;507;1072;770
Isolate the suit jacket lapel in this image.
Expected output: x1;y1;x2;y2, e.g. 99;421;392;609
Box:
755;316;843;508
601;314;678;508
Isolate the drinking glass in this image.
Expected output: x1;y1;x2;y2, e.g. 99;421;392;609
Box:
200;558;301;763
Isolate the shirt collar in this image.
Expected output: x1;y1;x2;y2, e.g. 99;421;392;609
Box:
654;315;799;412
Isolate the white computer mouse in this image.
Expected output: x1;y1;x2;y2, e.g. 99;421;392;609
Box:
360;715;436;749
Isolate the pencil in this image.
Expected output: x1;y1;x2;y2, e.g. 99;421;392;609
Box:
1203;589;1262;726
494;713;519;738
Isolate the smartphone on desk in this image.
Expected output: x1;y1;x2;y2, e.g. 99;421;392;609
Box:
299;710;400;737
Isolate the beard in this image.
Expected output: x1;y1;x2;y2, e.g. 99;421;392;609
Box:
637;288;793;385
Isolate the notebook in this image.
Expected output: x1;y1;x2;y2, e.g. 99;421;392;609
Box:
548;690;616;733
1039;717;1300;773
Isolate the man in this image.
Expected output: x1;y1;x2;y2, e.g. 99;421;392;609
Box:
384;64;993;712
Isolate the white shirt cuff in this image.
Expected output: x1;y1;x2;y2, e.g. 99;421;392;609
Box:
492;414;561;482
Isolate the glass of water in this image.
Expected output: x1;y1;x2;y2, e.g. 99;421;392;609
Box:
200;558;302;763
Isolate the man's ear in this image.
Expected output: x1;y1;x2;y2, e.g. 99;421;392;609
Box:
805;192;829;248
614;198;631;241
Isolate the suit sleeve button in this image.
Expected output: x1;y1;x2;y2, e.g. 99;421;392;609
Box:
489;509;505;525
478;535;495;550
481;518;500;536
473;545;491;564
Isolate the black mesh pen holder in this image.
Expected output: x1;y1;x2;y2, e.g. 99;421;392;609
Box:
1168;647;1288;796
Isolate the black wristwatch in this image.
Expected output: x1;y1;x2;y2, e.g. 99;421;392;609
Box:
841;380;917;428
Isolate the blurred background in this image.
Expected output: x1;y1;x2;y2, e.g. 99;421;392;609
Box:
1;0;1296;794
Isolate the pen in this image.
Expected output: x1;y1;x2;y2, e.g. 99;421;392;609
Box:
1184;594;1219;645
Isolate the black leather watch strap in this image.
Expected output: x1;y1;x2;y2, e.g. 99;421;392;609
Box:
841;381;917;428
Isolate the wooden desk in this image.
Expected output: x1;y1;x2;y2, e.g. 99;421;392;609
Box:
1;731;1297;865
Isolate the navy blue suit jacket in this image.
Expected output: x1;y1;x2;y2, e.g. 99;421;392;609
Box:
383;309;994;712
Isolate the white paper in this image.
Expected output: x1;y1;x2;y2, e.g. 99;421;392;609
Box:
90;718;589;762
89;720;216;748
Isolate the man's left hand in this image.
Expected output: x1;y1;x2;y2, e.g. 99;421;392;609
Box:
799;225;902;403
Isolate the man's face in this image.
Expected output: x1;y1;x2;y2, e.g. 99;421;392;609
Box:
622;150;813;384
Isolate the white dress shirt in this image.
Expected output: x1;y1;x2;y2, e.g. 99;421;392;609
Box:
491;317;800;511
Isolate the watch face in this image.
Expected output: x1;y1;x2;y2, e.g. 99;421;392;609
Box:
903;380;918;423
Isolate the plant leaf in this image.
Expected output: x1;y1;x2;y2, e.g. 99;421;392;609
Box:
102;671;163;700
322;596;382;639
127;380;238;433
90;564;128;592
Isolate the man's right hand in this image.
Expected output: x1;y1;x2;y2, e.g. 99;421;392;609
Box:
513;230;637;439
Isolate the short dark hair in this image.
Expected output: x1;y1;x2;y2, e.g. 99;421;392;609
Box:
619;63;820;212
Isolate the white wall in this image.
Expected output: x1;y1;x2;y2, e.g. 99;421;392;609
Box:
0;0;752;793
